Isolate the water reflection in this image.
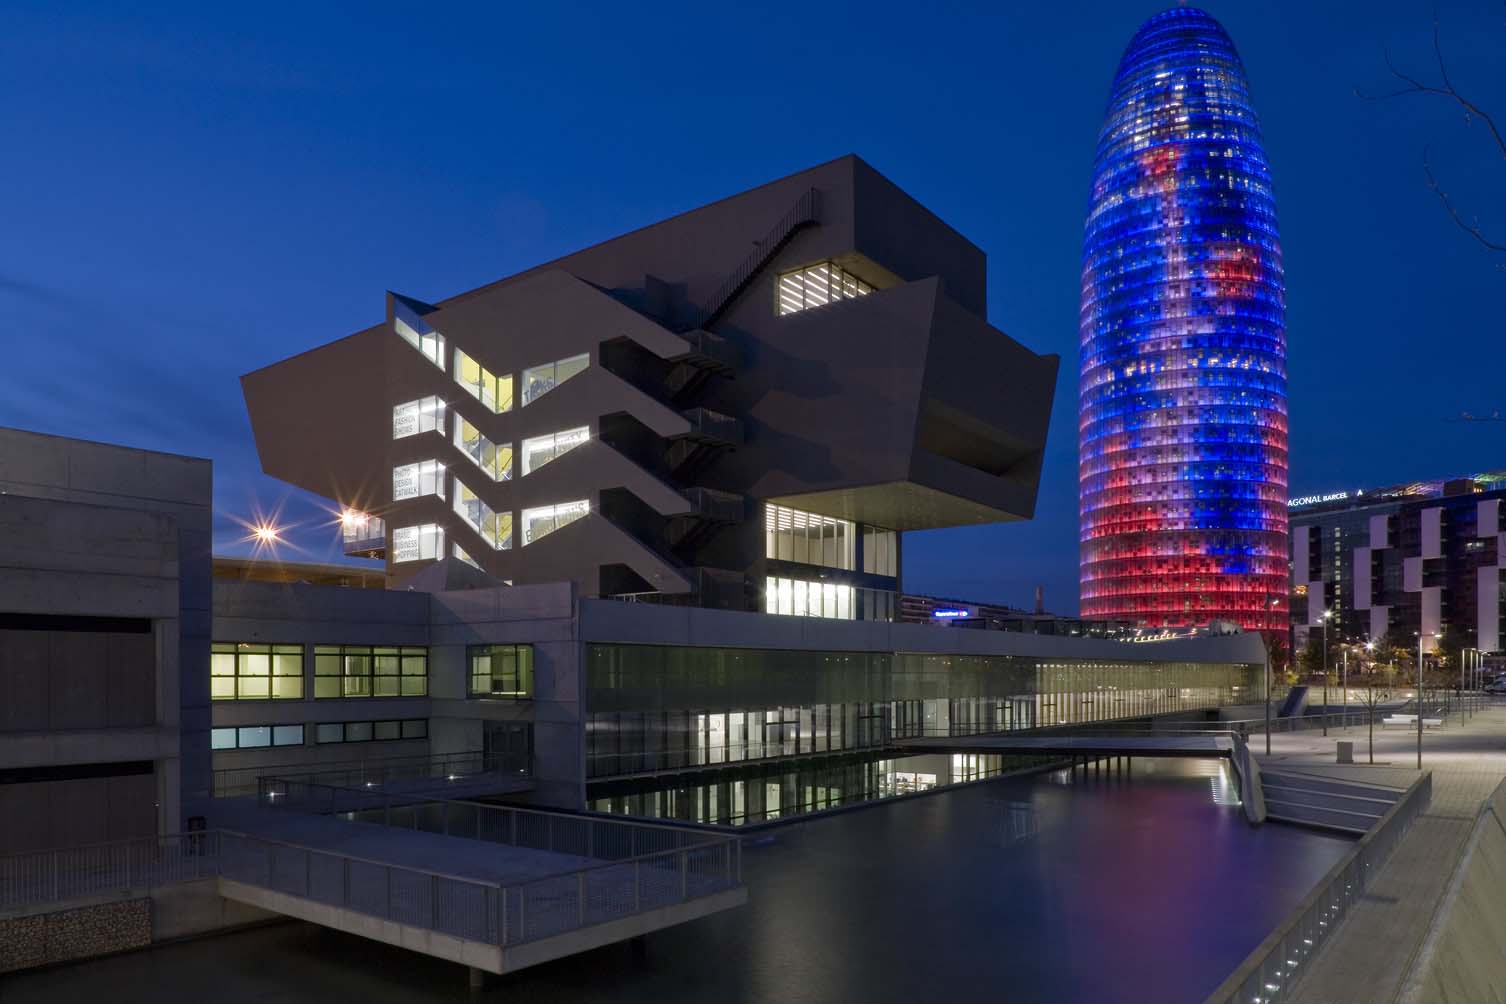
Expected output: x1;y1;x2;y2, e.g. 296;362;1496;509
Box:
587;750;1243;827
588;751;1059;826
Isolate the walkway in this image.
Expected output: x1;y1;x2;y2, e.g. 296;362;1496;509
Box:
1257;700;1506;1004
894;733;1234;757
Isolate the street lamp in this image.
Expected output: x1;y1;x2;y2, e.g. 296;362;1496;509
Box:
1341;642;1349;730
1365;640;1377;763
1266;596;1281;756
1417;631;1435;770
1322;610;1333;737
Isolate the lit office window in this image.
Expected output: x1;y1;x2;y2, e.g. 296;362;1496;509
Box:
392;397;445;439
315;719;427;744
392;524;444;563
776;261;872;315
453;478;513;550
521;500;589;544
394;307;445;369
764;576;855;619
454;347;514;413
210;725;304;750
453;414;513;481
314;645;428;698
862;527;898;576
521;353;589;405
211;643;304;701
453;543;481;570
468;644;535;698
765;504;855;570
521;427;589;476
393;460;445;502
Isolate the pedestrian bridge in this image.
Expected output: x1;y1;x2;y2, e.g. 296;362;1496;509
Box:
894;733;1235;758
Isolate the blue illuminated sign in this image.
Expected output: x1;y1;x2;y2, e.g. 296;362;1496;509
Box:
932;609;971;619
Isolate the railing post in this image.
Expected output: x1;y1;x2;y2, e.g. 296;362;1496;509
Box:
634;860;641;911
431;874;440;930
51;850;59;902
578;871;586;926
510;810;517;846
499;886;508;946
680;851;688;901
343;856;350;907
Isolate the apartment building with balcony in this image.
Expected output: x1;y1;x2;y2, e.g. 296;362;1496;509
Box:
241;155;1059;618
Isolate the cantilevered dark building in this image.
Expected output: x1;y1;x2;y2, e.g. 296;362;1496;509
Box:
1079;9;1289;631
243;156;1058;617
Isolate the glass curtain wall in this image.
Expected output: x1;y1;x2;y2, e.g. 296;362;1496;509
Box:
584;644;1258;777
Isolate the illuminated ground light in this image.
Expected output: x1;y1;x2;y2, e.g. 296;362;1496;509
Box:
1078;7;1288;630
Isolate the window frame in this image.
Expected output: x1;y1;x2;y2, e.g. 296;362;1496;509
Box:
211;642;304;701
468;644;536;699
314;645;428;698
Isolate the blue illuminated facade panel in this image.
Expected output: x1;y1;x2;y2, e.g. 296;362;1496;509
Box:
1079;8;1288;630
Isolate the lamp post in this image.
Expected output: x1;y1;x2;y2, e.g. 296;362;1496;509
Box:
1266;596;1280;756
1341;644;1349;730
1365;640;1376;763
1462;647;1471;721
1322;610;1333;737
1417;631;1433;770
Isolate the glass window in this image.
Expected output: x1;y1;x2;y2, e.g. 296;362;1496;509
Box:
273;725;304;747
211;727;237;750
521;353;589;406
776;261;873;315
453;414;513;481
211;643;304;701
394;303;445;369
453;543;481;570
402;719;428;739
392;524;444;563
315;723;344;744
373;720;400;741
453;478;513;550
521;500;589;545
312;645;428;698
521;426;590;476
454;347;514;413
468;644;535;698
345;721;373;743
237;726;272;749
393;460;445;502
862;527;898;576
765;504;855;570
764;576;855;620
392;396;445;439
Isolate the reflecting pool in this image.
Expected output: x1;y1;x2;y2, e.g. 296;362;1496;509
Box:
1;757;1352;1004
587;750;1064;825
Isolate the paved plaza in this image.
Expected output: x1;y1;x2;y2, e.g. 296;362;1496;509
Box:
1253;699;1506;1003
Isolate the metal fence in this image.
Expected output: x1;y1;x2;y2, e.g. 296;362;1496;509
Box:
1204;771;1433;1004
213;750;529;797
0;832;220;912
253;777;743;945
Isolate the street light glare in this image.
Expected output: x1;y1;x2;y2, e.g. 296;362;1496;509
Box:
253;523;282;543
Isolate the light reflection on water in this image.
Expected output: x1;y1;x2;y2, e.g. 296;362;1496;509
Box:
1;756;1356;1004
587;750;1245;827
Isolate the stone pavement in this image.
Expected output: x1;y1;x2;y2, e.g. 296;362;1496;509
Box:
1255;699;1506;1004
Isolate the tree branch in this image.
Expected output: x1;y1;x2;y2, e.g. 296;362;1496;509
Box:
1423;147;1506;255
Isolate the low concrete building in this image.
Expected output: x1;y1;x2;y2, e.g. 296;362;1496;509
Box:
0;428;211;853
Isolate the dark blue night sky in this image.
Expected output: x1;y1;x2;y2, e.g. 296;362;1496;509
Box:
2;1;1502;614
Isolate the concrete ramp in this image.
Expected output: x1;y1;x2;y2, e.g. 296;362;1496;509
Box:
1261;768;1404;835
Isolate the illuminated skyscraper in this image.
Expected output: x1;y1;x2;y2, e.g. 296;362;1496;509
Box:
1079;8;1288;630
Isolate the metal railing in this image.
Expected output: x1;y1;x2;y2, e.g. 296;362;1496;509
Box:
1204;771;1433;1004
253;778;742;945
214;750;529;798
699;186;818;327
0;831;220;912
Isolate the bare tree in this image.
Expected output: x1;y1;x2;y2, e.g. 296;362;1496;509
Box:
1359;8;1506;267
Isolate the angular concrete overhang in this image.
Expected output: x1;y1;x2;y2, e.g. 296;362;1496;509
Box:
736;278;1058;530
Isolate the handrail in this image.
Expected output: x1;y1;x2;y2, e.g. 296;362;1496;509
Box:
220;828;496;889
697;187;818;328
1204;770;1433;1003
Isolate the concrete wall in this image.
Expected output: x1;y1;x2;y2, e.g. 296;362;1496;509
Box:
428;582;575;807
0;427;212;845
209;581;433;787
1402;782;1506;1004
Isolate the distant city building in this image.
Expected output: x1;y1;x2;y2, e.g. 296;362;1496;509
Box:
1289;471;1506;654
244;155;1059;621
899;593;1135;638
1078;8;1288;631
